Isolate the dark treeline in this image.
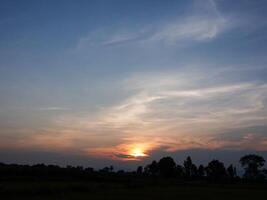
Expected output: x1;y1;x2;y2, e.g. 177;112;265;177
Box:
142;155;266;183
0;154;266;184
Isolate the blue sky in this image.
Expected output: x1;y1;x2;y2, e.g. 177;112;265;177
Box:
1;0;267;169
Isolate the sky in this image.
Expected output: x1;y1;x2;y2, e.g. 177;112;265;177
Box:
1;0;267;170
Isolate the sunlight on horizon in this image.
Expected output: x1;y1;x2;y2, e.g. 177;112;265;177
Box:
129;147;148;159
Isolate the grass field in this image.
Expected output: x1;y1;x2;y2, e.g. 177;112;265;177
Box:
1;180;267;200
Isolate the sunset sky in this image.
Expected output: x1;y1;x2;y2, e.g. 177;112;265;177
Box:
1;0;267;169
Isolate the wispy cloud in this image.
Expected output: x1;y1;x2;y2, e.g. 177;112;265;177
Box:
75;29;148;49
37;107;69;111
75;0;229;49
16;66;265;159
97;75;266;132
148;16;226;44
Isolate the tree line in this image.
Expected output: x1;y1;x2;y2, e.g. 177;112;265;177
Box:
0;154;266;183
141;154;266;182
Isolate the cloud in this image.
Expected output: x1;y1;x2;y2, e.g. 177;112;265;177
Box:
75;0;229;49
75;29;148;49
37;107;69;111
1;64;266;161
17;66;264;160
96;71;266;133
146;0;228;44
148;16;226;44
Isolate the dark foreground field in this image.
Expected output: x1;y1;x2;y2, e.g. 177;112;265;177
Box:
1;180;267;200
1;155;266;199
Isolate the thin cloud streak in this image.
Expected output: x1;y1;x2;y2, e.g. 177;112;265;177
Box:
148;16;226;44
75;0;229;49
37;107;70;111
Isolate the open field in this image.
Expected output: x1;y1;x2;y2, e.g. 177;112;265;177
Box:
1;180;267;200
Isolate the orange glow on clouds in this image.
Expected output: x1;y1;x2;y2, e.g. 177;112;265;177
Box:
84;142;155;161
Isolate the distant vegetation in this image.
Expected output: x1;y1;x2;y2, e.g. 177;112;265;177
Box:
1;154;266;182
0;154;266;199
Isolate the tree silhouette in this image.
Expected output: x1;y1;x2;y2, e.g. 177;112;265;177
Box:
206;160;226;181
145;160;158;176
227;164;236;179
100;165;113;173
198;164;205;178
136;166;143;175
183;156;197;178
158;157;176;177
175;164;185;178
184;156;192;177
240;154;265;180
262;169;267;180
1;154;266;184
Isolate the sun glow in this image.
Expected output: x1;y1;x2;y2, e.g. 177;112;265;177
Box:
129;147;148;158
84;142;155;161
